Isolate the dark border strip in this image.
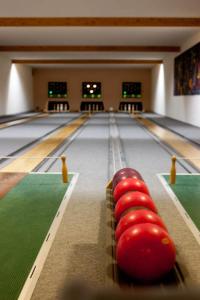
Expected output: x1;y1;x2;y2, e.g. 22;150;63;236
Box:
0;17;200;27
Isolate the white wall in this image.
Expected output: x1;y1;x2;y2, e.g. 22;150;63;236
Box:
0;54;34;116
151;31;200;127
151;64;166;115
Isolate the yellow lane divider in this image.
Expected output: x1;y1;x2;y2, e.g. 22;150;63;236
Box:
0;114;89;173
0;113;48;130
135;115;200;170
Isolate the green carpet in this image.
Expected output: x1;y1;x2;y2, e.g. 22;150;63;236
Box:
0;173;73;300
163;175;200;230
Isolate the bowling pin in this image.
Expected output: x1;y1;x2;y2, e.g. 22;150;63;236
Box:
170;156;176;184
60;103;63;111
61;155;68;183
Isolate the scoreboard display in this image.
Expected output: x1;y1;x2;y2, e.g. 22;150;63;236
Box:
82;82;101;99
48;82;67;98
122;82;142;98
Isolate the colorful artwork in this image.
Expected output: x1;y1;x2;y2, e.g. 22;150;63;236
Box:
174;42;200;95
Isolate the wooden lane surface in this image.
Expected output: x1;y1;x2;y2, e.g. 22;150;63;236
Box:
0;113;48;130
135;115;200;171
0;173;27;199
0;114;89;173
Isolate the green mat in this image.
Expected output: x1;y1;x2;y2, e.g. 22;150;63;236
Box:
163;174;200;230
0;173;73;300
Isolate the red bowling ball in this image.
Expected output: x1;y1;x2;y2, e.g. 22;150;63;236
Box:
113;178;150;203
115;209;167;241
112;169;144;191
113;168;142;181
114;191;157;222
116;223;176;281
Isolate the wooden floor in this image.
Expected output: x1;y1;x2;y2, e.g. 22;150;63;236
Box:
0;113;48;130
135;115;200;171
0;114;89;173
1;112;200;299
1;112;200;174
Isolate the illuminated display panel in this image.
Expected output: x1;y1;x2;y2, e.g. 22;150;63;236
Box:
48;82;67;98
82;82;101;99
122;82;142;98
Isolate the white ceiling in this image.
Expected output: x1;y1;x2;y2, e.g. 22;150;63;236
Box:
0;27;199;46
0;0;200;17
30;64;155;69
0;0;200;68
7;52;167;60
2;27;199;64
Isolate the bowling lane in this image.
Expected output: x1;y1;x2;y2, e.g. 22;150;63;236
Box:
31;113;110;299
0;112;39;124
115;113;200;284
115;113;187;181
143;112;200;146
0;113;80;158
29;112;200;299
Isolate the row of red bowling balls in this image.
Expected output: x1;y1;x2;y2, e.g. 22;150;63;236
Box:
111;168;176;282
